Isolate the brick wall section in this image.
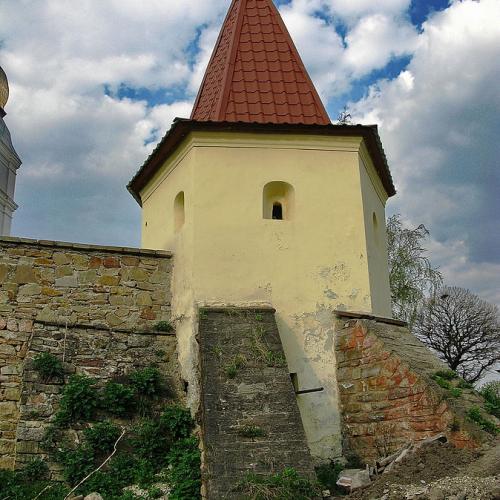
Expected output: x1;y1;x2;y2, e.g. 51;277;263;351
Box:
198;307;316;499
0;236;175;470
335;313;490;463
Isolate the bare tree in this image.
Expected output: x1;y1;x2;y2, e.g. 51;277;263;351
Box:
414;286;500;383
386;214;442;326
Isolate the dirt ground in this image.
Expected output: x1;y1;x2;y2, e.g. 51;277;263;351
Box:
343;438;500;500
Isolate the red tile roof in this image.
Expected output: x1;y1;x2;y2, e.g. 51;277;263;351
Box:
191;0;330;125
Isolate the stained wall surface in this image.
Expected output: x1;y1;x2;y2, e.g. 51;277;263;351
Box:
335;314;492;461
140;130;393;459
0;237;176;469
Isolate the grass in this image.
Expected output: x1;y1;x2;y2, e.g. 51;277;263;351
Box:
235;468;320;500
238;425;267;438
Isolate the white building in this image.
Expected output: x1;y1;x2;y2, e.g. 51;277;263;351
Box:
0;66;20;236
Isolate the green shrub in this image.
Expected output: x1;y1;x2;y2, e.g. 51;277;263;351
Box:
33;352;64;382
130;458;156;488
315;460;344;494
55;374;99;425
225;354;246;379
130;419;170;464
160;404;194;439
434;370;457;380
265;351;287;368
0;469;68;500
102;381;136;416
431;375;451;390
467;406;499;435
238;425;267;438
457;379;474;389
480;381;500;419
449;388;462;398
84;421;122;454
225;364;238;379
79;470;124;498
18;457;49;481
166;437;201;500
58;444;95;485
155;320;174;332
236;467;320;500
129;367;162;398
107;454;139;485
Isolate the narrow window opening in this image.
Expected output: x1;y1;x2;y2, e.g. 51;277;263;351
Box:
272;202;283;220
263;181;294;220
174;191;185;232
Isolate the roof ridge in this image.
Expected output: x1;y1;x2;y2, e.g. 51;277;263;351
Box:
215;0;246;120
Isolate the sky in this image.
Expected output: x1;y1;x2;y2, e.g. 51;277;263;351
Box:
0;0;499;307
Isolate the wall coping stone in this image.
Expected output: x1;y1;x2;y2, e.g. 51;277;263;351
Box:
0;236;172;258
199;305;276;313
334;309;407;327
34;319;176;336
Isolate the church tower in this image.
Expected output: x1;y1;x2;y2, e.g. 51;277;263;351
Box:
0;65;21;236
129;0;395;460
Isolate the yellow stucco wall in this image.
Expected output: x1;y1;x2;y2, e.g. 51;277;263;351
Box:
141;131;392;460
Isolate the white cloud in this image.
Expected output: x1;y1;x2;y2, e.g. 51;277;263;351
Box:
350;0;500;305
344;14;418;77
279;0;418;99
325;0;411;23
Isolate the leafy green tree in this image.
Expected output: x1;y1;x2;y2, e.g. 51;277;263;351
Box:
414;286;500;383
386;214;442;326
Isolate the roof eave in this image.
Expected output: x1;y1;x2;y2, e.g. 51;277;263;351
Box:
127;119;396;206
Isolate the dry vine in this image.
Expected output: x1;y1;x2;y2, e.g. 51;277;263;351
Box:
63;427;126;500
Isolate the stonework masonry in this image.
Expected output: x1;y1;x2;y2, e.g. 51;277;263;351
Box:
198;307;316;498
0;236;178;470
334;313;492;462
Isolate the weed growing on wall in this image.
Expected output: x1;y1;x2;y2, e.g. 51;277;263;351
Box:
18;457;49;482
154;320;174;332
480;381;500;418
315;460;345;495
238;425;267;438
250;327;287;368
235;467;321;499
431;371;473;401
84;421;122;454
102;381;137;416
32;352;64;382
166;437;201;500
225;354;246;379
467;406;499;435
55;374;100;425
33;365;201;499
160;404;194;439
0;465;69;499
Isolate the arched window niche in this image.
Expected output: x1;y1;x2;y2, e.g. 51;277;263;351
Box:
372;211;380;245
174;191;185;232
263;181;295;221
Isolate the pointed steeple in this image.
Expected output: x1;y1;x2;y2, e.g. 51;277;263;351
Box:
191;0;330;125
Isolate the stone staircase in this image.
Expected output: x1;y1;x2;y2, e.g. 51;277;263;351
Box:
198;307;315;499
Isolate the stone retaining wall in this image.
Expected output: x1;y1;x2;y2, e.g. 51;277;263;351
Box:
0;237;177;470
198;307;316;499
15;322;181;475
335;313;489;462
